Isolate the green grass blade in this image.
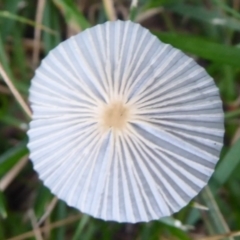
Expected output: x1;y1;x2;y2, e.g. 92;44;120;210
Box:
0;191;7;218
34;185;52;218
0;142;28;177
160;222;191;240
0;31;14;79
43;0;61;54
0;0;20;41
72;215;90;240
212;138;240;186
52;0;91;31
225;109;240;119
199;187;233;239
145;0;182;9
154;31;240;67
213;0;240;20
0;11;57;34
165;3;240;32
55;201;67;240
129;2;138;21
12;28;29;81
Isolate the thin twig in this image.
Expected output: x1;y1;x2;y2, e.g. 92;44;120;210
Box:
136;7;163;23
102;0;116;21
198;230;240;240
0;155;29;191
28;209;43;240
38;197;58;226
32;0;46;68
0;63;32;118
7;214;82;240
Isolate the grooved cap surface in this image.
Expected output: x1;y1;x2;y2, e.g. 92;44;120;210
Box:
27;20;224;223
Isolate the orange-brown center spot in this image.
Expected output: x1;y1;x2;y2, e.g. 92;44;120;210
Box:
102;102;129;130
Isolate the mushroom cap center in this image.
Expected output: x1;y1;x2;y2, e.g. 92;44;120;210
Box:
101;101;129;131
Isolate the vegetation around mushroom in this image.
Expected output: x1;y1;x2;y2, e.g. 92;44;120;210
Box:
0;0;240;239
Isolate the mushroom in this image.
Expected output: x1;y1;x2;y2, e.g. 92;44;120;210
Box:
27;20;224;223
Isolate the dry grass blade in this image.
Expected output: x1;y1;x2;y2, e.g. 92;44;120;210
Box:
7;214;82;240
231;127;240;144
32;0;46;68
136;7;163;22
198;230;240;240
102;0;116;21
201;186;234;240
28;209;43;240
6;38;44;53
37;197;58;226
0;63;32;118
205;187;231;233
0;155;29;191
192;202;209;211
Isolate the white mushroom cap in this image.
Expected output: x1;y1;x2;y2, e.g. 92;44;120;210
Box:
27;20;224;223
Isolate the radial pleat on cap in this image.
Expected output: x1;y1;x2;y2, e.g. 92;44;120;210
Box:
27;20;224;223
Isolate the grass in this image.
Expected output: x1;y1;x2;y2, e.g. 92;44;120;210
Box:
0;0;240;239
